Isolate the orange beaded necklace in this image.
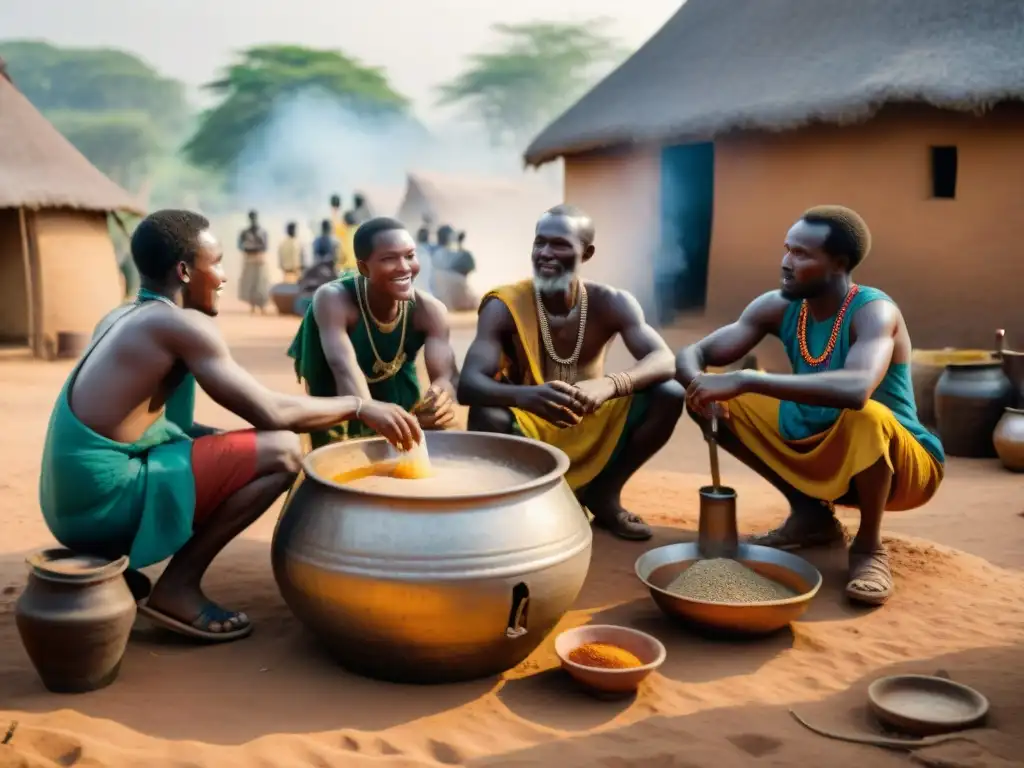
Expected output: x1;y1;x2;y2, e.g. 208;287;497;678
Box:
797;284;859;367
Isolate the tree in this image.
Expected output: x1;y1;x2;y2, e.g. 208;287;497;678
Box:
437;20;627;148
184;45;410;172
0;41;189;188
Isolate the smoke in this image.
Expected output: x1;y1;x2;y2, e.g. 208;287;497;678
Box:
228;88;553;212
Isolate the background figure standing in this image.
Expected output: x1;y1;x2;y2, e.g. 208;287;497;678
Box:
237;209;270;314
432;224;478;311
312;219;341;267
350;192;373;224
415;224;435;295
277;221;305;283
338;211;359;274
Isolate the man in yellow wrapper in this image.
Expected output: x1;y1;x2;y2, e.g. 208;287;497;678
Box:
458;204;686;541
676;206;944;606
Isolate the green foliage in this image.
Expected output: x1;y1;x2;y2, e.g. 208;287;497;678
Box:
184;45;410;172
0;40;189;188
437;20;626;148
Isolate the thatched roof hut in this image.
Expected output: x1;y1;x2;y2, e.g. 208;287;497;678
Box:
0;67;142;359
520;0;1024;354
525;0;1024;166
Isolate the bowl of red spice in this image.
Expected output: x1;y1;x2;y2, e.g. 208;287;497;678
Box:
554;624;666;698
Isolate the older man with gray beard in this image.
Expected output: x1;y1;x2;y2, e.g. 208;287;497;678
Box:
457;204;686;540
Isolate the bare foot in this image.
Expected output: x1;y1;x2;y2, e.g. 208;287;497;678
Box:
585;496;652;541
846;547;893;606
748;505;847;551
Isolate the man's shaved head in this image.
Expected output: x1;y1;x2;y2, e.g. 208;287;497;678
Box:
542;204;595;246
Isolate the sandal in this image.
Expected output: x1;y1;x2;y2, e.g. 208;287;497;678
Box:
138;601;253;643
748;513;847;551
846;549;893;606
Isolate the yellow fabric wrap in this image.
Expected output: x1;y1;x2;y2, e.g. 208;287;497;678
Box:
482;280;632;491
725;393;943;511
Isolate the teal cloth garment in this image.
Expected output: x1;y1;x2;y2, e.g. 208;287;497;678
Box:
38;290;198;569
777;285;944;463
287;274;426;448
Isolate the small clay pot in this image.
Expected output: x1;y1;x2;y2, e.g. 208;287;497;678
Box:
270;283;300;316
934;362;1012;458
15;549;136;693
994;408;1024;472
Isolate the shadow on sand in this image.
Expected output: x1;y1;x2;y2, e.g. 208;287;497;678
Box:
0;518;892;745
481;642;1024;768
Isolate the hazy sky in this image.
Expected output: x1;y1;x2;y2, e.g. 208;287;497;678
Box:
1;0;682;118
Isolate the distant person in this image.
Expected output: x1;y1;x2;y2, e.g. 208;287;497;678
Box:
432;224;478;311
38;209;420;643
329;192;348;243
237;209;270;314
312;219;341;266
338;211;359;274
350;192;373;224
277;221;305;283
415;224;435;295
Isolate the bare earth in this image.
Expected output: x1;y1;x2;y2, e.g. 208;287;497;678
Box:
1;300;1022;768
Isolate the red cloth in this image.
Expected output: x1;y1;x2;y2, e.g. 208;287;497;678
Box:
191;429;259;526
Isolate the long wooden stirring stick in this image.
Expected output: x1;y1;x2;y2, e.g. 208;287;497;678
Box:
708;410;722;491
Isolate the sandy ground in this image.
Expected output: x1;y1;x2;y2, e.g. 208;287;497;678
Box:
1;300;1023;768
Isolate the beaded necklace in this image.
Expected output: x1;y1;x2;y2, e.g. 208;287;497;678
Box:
797;284;859;367
535;281;588;384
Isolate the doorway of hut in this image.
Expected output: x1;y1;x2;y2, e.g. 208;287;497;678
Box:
656;142;714;325
0;208;31;352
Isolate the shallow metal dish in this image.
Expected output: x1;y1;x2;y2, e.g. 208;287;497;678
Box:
868;674;989;737
634;542;822;635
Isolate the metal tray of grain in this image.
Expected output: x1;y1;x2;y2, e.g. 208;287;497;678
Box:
635;542;822;636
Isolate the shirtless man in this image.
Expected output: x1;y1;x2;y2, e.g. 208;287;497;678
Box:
288;217;458;448
676;206;944;605
458;205;686;540
39;210;421;643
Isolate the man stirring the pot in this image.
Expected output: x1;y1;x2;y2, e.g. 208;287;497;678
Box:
675;205;944;606
288;217;459;448
39;210;421;644
457;204;686;541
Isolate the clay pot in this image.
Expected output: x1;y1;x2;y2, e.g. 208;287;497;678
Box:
270;283;300;316
1001;351;1024;408
934;362;1013;458
994;408;1024;472
911;349;995;429
15;549;136;693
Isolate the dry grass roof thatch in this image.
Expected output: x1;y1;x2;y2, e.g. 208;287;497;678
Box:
525;0;1024;166
0;71;144;213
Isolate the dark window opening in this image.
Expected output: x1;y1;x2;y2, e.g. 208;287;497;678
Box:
931;146;957;199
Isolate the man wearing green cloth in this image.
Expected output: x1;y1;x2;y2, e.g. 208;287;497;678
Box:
39;210;421;644
288;217;459;447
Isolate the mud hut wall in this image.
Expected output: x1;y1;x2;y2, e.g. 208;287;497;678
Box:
33;209;122;351
708;104;1024;354
0;208;29;342
561;148;662;372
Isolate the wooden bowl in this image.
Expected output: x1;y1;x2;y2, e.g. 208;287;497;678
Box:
867;674;989;737
554;624;666;698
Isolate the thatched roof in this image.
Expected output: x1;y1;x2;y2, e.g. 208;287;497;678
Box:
0;69;144;213
525;0;1024;166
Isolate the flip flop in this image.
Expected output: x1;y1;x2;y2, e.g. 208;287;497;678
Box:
138;601;253;643
845;549;894;606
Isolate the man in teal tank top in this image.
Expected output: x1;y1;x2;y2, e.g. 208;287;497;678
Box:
288;217;459;449
39;210;421;644
676;206;944;607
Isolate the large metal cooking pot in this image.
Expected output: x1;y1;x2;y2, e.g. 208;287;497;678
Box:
271;431;592;684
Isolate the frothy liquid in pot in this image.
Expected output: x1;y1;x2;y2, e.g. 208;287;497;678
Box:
331;457;532;497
